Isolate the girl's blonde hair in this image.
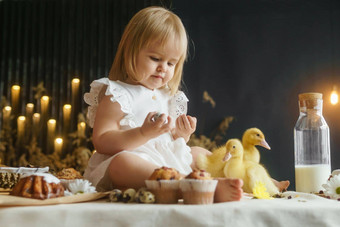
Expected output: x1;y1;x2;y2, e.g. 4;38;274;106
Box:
108;6;188;95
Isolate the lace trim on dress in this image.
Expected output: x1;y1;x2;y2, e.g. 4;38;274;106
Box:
169;91;189;119
84;78;133;128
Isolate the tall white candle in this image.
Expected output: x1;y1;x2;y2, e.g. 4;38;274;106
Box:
2;106;12;128
47;119;56;142
77;121;86;138
71;78;80;100
54;137;63;155
63;104;72;134
17;116;26;143
40;96;49;118
11;85;20;115
32;113;40;139
26;103;34;117
25;103;34;142
71;78;80;131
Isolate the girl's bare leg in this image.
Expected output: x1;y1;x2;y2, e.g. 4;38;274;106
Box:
108;152;159;189
191;146;243;202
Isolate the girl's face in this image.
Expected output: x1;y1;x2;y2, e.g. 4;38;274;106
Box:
133;39;182;90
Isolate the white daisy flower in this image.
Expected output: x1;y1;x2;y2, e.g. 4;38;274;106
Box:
67;179;96;195
64;190;73;197
322;174;340;200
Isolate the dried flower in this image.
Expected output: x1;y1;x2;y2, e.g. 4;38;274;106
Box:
322;174;340;200
252;181;273;200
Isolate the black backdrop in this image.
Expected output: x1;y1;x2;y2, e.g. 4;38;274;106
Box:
1;0;340;190
173;0;340;189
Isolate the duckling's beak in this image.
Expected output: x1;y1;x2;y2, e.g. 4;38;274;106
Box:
223;152;231;162
259;139;271;150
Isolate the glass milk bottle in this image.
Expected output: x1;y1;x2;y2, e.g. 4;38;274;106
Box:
294;93;331;193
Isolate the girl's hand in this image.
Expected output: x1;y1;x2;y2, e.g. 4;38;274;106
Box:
174;114;197;142
140;112;172;139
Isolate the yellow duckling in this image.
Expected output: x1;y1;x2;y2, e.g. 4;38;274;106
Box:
196;144;230;178
242;128;271;163
223;139;279;195
196;127;270;177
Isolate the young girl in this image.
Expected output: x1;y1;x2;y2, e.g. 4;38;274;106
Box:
84;6;243;202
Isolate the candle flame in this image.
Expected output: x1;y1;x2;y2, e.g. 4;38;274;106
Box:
4;106;12;111
11;85;20;91
330;90;339;105
27;103;34;108
41;96;49;101
33;113;40;118
18;116;26;121
55;138;63;144
79;122;86;127
63;104;71;109
48;119;56;124
72;78;80;84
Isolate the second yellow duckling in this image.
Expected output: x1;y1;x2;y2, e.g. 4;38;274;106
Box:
196;144;229;177
242;128;271;163
223;139;279;196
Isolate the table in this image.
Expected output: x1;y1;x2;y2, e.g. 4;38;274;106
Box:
1;191;339;227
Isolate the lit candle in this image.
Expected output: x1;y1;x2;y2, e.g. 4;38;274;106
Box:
47;119;56;153
47;118;56;141
54;138;63;155
77;121;86;138
2;106;12;128
17;116;26;144
11;85;20;115
63;104;72;134
40;96;50;118
26;103;34;117
33;113;40;128
71;78;80;100
71;78;80;131
25;103;34;142
32;113;40;139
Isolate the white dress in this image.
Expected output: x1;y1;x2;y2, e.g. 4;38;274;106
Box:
83;78;193;191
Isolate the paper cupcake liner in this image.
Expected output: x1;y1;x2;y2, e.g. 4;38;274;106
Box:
179;179;218;192
145;180;180;204
145;180;180;190
182;191;215;204
179;179;217;204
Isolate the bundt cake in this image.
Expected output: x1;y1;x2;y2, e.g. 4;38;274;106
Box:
10;173;65;200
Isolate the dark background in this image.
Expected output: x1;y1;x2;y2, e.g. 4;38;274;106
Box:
173;0;340;189
1;0;340;190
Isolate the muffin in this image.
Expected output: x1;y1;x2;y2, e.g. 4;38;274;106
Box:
145;166;182;204
179;169;217;204
56;168;83;180
56;168;83;190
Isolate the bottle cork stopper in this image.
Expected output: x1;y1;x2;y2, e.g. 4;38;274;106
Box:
298;92;323;108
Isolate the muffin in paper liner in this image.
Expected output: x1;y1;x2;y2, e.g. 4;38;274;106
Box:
179;179;218;204
145;180;180;204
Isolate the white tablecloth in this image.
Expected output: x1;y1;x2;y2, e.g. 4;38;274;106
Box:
1;191;340;227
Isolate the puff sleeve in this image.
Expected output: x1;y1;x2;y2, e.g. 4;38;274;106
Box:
84;78;133;128
169;91;189;120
